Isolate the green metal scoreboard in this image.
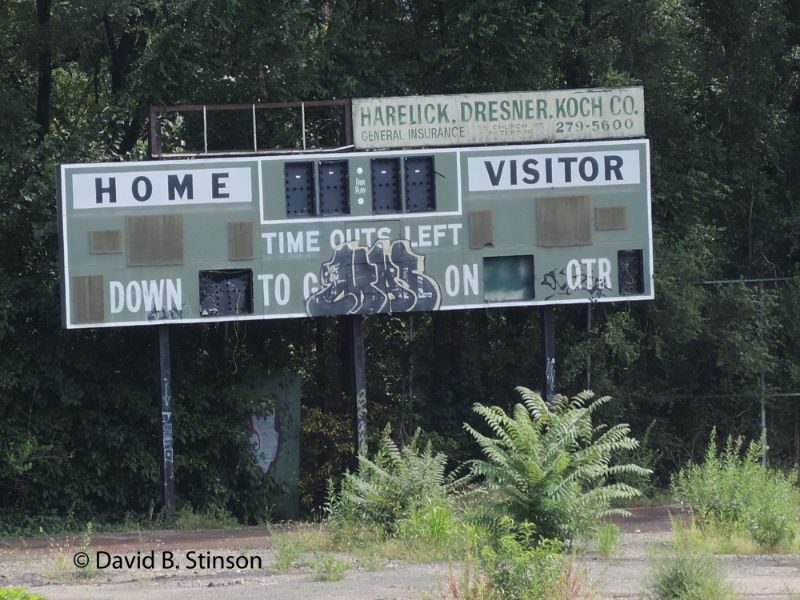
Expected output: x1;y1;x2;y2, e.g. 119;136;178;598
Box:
57;140;652;328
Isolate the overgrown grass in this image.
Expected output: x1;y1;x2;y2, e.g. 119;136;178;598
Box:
271;531;304;572
0;502;241;538
0;590;46;600
431;518;598;600
673;429;799;552
0;510;83;538
44;521;98;581
648;519;739;599
269;523;333;571
175;505;239;530
327;519;466;564
308;552;350;581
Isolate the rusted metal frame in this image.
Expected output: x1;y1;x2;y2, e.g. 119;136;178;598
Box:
149;106;163;156
155;146;356;159
149;99;353;157
301;102;306;150
153;99;351;113
344;100;353;146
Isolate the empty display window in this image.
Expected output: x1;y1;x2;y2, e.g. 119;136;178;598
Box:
405;156;435;212
617;249;644;295
371;158;401;214
199;269;253;317
319;160;349;216
284;162;316;217
483;256;535;302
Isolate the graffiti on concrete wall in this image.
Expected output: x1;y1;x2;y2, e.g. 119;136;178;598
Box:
248;412;281;473
306;239;441;316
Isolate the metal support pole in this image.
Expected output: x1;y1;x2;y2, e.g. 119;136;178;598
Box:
301;102;307;150
760;374;768;467
158;325;176;523
202;105;208;154
541;306;556;402
758;283;768;467
252;104;257;152
586;303;592;390
794;400;800;474
350;315;367;458
149;107;162;157
344;100;353;146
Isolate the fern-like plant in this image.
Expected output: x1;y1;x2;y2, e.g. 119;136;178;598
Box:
464;387;650;542
326;425;466;534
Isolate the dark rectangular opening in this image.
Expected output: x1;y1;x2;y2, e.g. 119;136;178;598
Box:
256;107;302;150
319;160;349;216
199;269;253;317
483;256;535;302
618;249;644;295
284;162;316;217
205;109;255;153
405;156;435;212
371;158;401;214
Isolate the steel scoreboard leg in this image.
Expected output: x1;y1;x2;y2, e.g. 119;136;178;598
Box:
158;325;176;523
350;315;368;458
541;306;556;403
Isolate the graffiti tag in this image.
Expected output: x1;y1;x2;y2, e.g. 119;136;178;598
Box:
306;240;441;316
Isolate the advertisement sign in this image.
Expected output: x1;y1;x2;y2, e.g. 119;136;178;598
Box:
353;88;645;149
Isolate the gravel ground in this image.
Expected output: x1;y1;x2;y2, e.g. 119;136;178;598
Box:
0;507;798;600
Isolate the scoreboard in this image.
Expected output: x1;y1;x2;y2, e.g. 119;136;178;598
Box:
57;139;652;328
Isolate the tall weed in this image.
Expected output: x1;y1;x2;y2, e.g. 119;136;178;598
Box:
271;531;303;572
592;522;620;558
648;519;738;599
308;552;349;581
394;497;468;560
478;520;567;600
433;517;597;600
673;429;799;552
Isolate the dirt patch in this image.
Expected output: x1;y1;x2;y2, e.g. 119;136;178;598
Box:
614;504;690;533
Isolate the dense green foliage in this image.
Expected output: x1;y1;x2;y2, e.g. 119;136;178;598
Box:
3;0;800;522
466;388;649;541
673;430;799;551
326;426;464;534
324;410;623;594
